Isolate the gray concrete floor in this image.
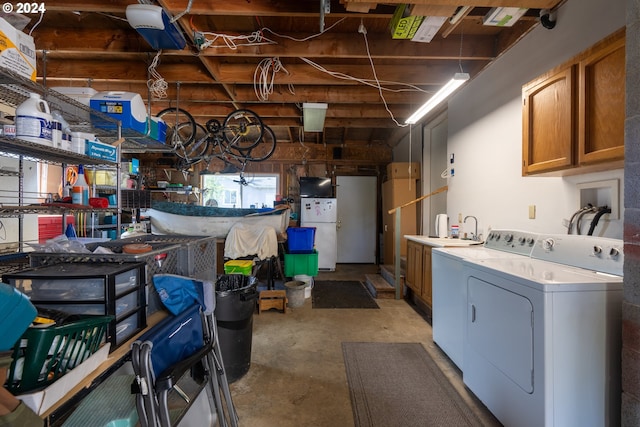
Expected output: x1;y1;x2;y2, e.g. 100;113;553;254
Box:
228;264;501;427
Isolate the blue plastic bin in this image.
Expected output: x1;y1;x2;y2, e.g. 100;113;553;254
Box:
286;227;316;253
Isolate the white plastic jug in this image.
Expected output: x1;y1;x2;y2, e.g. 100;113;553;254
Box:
15;93;53;146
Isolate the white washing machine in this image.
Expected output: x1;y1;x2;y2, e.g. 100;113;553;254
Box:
432;229;539;369
461;234;623;427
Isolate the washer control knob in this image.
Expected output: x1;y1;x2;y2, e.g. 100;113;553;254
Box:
504;233;513;243
542;238;555;251
527;238;535;246
609;247;620;258
593;246;603;256
518;236;526;245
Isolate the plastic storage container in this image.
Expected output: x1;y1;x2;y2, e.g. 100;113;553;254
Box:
224;260;254;275
28;235;218;316
286;227;316;253
5;314;113;394
3;262;146;351
284;250;319;277
215;274;258;382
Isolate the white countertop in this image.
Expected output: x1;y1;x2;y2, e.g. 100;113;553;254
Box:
404;235;484;248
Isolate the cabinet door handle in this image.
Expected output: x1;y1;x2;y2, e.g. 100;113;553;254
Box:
471;304;476;323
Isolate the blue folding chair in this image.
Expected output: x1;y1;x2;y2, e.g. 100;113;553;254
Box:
131;275;238;427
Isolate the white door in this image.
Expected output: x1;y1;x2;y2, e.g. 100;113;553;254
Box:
336;176;377;263
422;113;448;236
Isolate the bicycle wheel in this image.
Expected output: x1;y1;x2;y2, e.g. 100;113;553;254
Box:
246;125;277;162
156;107;197;149
174;123;210;161
222;109;264;151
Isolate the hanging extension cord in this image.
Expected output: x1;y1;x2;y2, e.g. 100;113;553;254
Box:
148;50;168;99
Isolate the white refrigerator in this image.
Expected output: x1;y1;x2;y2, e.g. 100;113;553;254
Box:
300;198;337;271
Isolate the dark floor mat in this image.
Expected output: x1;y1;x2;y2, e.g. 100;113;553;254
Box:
312;280;379;309
343;342;483;427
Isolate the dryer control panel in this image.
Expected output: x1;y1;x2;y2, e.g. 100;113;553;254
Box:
531;234;623;276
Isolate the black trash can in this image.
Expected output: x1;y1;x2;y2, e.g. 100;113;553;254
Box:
215;274;259;382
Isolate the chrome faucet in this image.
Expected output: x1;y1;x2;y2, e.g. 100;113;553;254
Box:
464;215;479;241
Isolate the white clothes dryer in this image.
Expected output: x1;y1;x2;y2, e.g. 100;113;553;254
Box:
431;229;539;369
461;234;623;427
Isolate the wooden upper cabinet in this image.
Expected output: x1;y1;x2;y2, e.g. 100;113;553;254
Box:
522;28;625;176
578;30;625;165
522;66;576;175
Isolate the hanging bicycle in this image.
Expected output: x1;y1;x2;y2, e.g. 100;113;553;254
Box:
170;114;277;178
157;107;265;159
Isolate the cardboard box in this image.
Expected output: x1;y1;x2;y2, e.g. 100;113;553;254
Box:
411;16;447;43
389;5;424;39
0;17;36;81
17;343;110;415
85;140;118;162
483;7;528;27
387;162;421;180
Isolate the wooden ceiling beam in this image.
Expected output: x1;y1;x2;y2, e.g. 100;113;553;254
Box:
34;29;497;61
41;56;482;86
38;79;428;105
160;0;392;17
41;59;215;83
342;0;560;8
200;61;475;86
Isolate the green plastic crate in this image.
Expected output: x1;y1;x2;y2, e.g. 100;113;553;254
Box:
6;314;113;394
284;250;318;277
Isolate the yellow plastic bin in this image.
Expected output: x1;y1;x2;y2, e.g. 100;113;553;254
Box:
224;260;254;276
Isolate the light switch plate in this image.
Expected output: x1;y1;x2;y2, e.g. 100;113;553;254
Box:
528;205;536;219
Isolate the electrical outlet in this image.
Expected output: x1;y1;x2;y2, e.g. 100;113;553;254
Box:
528;205;536;219
458;213;463;222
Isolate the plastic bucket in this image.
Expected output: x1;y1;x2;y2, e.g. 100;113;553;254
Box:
294;274;314;299
285;280;307;308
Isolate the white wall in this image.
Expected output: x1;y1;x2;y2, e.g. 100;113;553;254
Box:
445;0;626;239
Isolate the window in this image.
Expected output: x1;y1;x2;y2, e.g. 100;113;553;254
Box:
200;173;279;209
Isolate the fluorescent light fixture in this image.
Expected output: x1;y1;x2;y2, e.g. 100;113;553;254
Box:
303;102;328;132
405;73;469;124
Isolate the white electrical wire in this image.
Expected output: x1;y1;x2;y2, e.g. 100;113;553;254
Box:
359;23;407;127
254;57;294;101
299;57;430;93
199;30;277;50
28;11;45;36
260;17;347;42
147;50;168;99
